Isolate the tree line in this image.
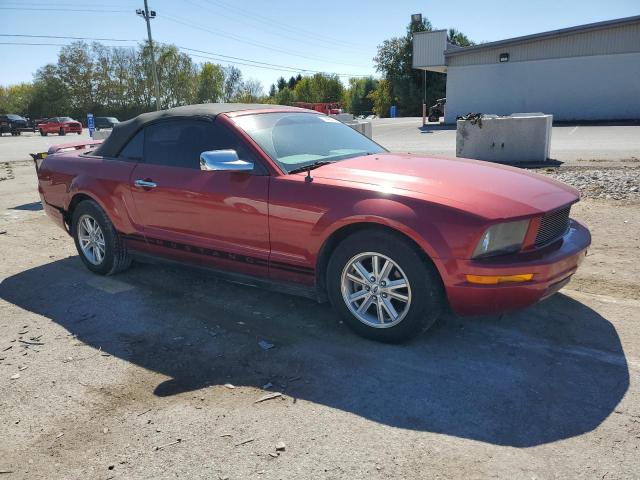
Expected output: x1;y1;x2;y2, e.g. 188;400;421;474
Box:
0;17;471;120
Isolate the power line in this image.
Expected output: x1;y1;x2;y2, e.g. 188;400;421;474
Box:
0;34;139;42
203;0;370;50
160;13;371;69
182;0;368;54
0;42;137;47
172;45;369;77
0;6;129;12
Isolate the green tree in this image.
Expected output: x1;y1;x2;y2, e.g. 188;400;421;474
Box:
28;64;70;117
372;18;469;116
293;73;343;103
367;79;394;117
275;87;294;105
0;83;34;114
268;84;277;97
223;66;243;102
448;28;474;47
234;79;263;102
196;62;224;103
276;76;287;91
345;77;377;115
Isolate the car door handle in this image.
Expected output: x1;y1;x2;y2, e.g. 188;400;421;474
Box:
134;179;157;189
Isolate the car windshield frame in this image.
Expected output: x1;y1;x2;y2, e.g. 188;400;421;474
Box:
231;111;386;174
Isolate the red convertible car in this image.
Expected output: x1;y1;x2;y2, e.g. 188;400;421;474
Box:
37;117;83;136
35;104;590;342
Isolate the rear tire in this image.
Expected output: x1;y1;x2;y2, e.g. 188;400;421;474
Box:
326;229;444;343
71;200;132;275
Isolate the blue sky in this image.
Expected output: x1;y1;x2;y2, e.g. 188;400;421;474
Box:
0;0;638;90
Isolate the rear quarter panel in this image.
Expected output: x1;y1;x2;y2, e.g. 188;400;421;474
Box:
38;151;139;233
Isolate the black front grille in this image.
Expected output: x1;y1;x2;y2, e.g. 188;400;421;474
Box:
535;206;571;247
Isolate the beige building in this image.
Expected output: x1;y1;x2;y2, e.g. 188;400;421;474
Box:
413;16;640;123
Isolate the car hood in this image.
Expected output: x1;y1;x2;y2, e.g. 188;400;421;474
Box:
310;153;579;219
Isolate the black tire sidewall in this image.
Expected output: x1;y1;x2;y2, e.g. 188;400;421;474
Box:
72;201;118;275
326;230;443;343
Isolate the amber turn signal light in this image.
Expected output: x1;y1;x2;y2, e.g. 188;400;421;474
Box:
466;273;534;285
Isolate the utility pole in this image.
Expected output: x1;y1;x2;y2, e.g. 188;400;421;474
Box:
137;1;161;111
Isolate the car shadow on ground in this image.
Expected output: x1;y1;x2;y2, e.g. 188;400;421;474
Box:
0;256;629;448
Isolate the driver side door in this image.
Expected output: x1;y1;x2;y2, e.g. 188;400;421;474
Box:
128;118;271;278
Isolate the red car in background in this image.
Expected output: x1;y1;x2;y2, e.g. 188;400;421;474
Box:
34;104;590;342
37;117;83;136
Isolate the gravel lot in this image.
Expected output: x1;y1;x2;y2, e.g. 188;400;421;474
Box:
1;129;640;479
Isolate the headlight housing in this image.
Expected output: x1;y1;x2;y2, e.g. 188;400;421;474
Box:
472;220;530;258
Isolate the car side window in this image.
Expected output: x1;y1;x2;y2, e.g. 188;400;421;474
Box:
118;130;144;161
142;119;265;173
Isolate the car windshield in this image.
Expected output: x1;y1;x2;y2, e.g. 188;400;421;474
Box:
7;114;24;120
232;112;385;173
106;117;119;123
59;117;74;122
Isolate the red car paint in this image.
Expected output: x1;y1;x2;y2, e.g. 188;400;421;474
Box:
36;107;590;315
37;117;83;135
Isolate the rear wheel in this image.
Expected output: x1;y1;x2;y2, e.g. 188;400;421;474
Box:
326;229;444;343
72;200;131;275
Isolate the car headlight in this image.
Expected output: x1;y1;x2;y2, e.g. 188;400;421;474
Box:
472;220;530;258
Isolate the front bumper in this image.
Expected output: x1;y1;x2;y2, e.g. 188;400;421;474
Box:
444;219;591;315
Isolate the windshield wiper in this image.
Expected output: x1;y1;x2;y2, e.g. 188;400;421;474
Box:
287;161;335;175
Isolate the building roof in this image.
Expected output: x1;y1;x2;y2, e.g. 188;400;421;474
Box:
93;103;302;157
445;15;640;57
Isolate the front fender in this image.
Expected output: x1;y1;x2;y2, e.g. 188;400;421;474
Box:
313;197;447;261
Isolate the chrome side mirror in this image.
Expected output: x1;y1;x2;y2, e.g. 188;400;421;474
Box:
200;149;253;172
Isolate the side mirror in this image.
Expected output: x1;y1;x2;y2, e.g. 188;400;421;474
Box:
200;149;253;172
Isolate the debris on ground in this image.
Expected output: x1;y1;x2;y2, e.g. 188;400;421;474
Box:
153;439;182;451
234;438;255;447
254;392;282;404
10;373;20;380
275;442;286;452
223;383;235;389
258;340;274;350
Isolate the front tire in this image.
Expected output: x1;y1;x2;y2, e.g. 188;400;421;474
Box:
40;129;47;136
72;200;131;275
59;127;66;136
327;229;444;343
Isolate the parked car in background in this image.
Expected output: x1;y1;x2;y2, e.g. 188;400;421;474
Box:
34;103;591;342
0;114;28;135
94;117;120;130
37;117;83;136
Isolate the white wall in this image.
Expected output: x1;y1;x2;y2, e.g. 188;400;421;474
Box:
444;52;640;123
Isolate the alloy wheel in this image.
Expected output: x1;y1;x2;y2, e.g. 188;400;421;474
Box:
77;214;106;265
340;252;412;328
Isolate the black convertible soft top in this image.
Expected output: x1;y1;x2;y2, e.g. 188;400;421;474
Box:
93;103;304;158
